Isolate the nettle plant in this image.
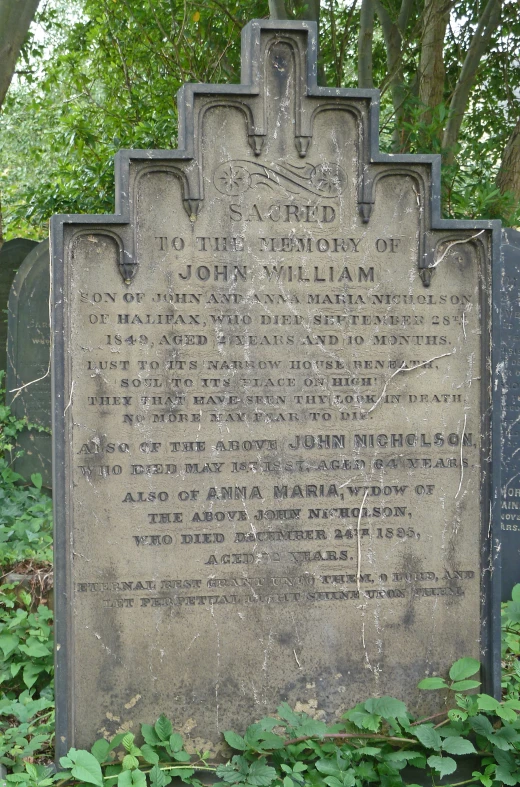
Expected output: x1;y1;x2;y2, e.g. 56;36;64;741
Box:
3;656;520;787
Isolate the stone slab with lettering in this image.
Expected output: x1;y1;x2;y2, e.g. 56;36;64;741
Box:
499;228;520;601
51;20;501;760
7;240;51;487
0;238;38;374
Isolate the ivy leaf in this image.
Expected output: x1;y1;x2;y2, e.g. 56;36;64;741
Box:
22;662;42;689
449;658;480;682
70;750;104;787
417;677;447;690
155;715;173;741
441;736;477;755
413;725;442;751
224;731;247;751
91;739;111;764
427;755;457;778
31;473;42;490
246;761;277;786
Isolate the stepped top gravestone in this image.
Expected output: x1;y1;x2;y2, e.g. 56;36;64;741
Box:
7;240;52;487
499;228;520;600
0;238;38;374
51;20;501;760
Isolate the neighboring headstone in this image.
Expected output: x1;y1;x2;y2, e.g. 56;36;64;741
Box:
0;238;38;373
6;240;51;488
499;228;520;601
51;20;501;760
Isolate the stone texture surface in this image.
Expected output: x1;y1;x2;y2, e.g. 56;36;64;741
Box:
51;21;498;760
499;228;520;601
0;238;38;374
7;240;51;487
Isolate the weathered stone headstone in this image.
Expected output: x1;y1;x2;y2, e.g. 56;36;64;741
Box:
6;240;52;487
51;20;501;760
0;238;38;373
499;228;520;601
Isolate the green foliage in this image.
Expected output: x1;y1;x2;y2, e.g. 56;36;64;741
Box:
2;588;520;783
6;667;520;787
502;584;520;699
1;0;520;237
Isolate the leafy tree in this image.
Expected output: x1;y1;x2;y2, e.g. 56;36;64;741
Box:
0;0;519;237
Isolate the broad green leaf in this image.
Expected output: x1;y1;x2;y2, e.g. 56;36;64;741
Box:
0;633;19;658
277;703;302;727
246;761;278;786
316;761;341;776
122;755;139;771
22;662;42;689
91;738;111;763
292;763;307;773
283;777;294;787
426;755;457;778
497;705;518;723
155;715;173;741
495;766;518;786
224;731;247;751
511;583;520;603
413;725;442;751
149;765;172;787
130;770;146;787
441;736;477;755
417;677;447;690
477;695;500;712
141;724;160;746
451;680;481;691
449;658;480;682
70;750;104;787
173;750;191;762
118;772;133;787
169;733;184;752
506;601;520;624
470;715;493;737
140;744;159;765
122;733;135;752
294;719;328;738
59;757;74;769
364;697;407;718
31;473;42;489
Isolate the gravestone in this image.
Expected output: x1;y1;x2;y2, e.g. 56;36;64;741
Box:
499;228;520;601
51;20;501;760
0;238;38;373
6;240;52;487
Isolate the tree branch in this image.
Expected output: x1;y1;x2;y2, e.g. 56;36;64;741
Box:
358;0;375;88
442;0;502;163
418;0;450;129
269;0;288;19
0;0;41;109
